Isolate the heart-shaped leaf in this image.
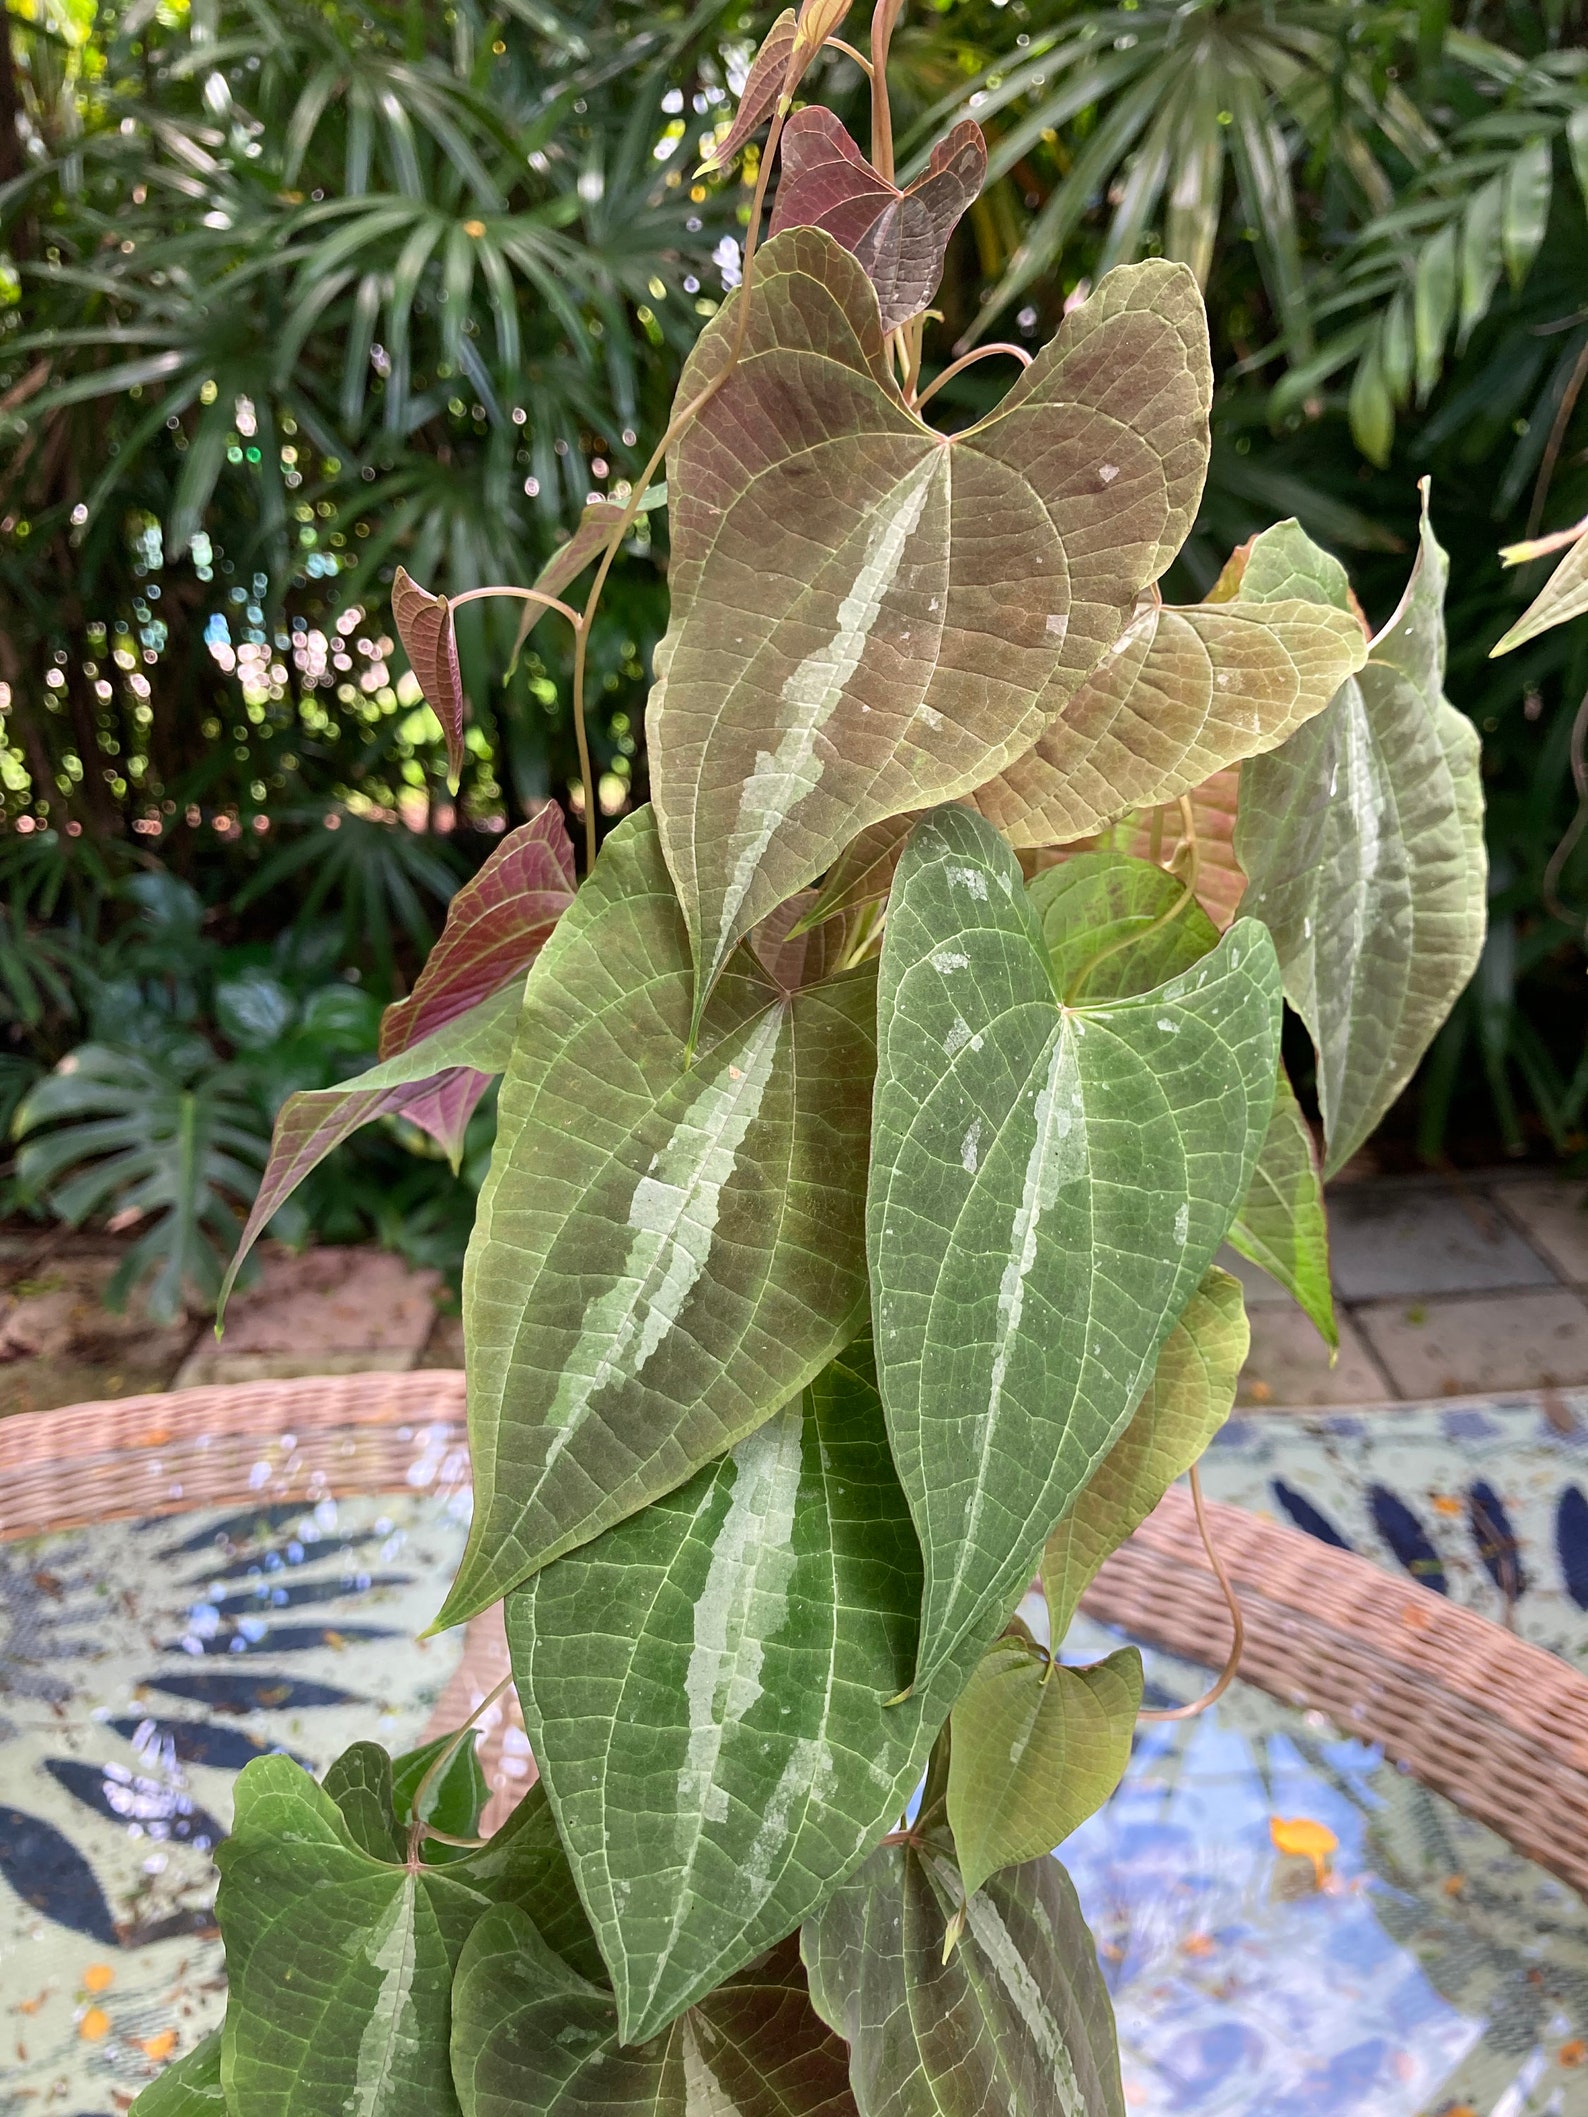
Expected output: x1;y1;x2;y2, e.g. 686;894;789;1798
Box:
976;537;1369;848
506;1345;984;2044
1227;1069;1335;1347
1042;1265;1247;1642
1493;516;1588;654
769;108;987;332
1027;846;1219;1002
215;1756;492;2117
452;1911;856;2117
434;807;875;1631
1029;847;1331;1341
379;806;574;1059
697;9;797;176
869;806;1280;1692
129;2031;224;2117
649;234;1212;1024
217;1752;601;2117
221;975;524;1312
1236;486;1486;1174
802;1843;1125;2117
393;567;468;789
946;1640;1142;1897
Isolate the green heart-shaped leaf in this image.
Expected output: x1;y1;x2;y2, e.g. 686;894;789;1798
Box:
437;808;875;1630
1028;848;1333;1342
802;1843;1125;2117
947;1640;1142;1898
452;1910;856;2117
506;1346;981;2045
1236;486;1486;1175
1042;1265;1248;1643
869;805;1280;1692
650;232;1211;1022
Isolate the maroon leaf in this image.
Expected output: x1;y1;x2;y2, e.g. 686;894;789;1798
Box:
770;108;986;331
698;8;798;175
392;568;468;789
219;980;525;1318
380;803;575;1058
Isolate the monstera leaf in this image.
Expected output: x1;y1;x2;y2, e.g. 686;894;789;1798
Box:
506;1347;982;2045
946;1639;1142;1898
802;1843;1125;2117
452;1912;856;2117
976;523;1369;849
770;108;987;332
435;809;875;1630
1042;1265;1248;1641
1236;488;1486;1174
649;233;1211;1026
868;807;1279;1692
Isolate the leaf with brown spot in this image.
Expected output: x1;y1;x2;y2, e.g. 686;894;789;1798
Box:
769;108;987;332
392;567;467;789
649;234;1212;1027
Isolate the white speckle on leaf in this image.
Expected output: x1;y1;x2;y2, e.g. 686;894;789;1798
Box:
947;864;988;899
932;949;969;972
1173;1203;1189;1246
917;703;942;728
1156;1017;1175;1033
1045;613;1067;639
1098;462;1119;484
944;1015;974;1057
961;1119;982;1173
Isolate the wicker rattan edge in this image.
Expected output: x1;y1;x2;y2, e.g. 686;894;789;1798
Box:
3;1374;1583;1896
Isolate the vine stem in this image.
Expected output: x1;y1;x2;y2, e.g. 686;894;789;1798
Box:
825;34;872;75
406;1671;513;1863
567;101;791;873
869;0;904;184
448;584;584;633
913;341;1031;411
1065;792;1201;1003
1137;1466;1246;1723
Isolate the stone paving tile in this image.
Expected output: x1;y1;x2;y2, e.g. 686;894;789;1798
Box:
1215;1246;1292;1307
1491;1179;1588;1286
176;1245;441;1388
0;1254;197;1414
1353;1287;1588;1398
1235;1303;1393;1409
1324;1182;1554;1301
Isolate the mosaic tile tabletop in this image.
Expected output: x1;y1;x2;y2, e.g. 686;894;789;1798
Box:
3;1393;1588;2115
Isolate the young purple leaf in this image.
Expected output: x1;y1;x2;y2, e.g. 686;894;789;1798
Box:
696;8;798;175
380;803;575;1058
219;977;525;1321
506;498;629;674
392;567;468;790
769;108;986;331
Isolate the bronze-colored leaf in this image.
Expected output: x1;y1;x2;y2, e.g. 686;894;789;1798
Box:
1123;765;1245;929
392;567;467;790
769;108;987;332
649;233;1212;1027
975;566;1369;848
697;9;798;175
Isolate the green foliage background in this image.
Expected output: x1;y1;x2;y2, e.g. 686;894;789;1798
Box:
3;0;1587;1306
